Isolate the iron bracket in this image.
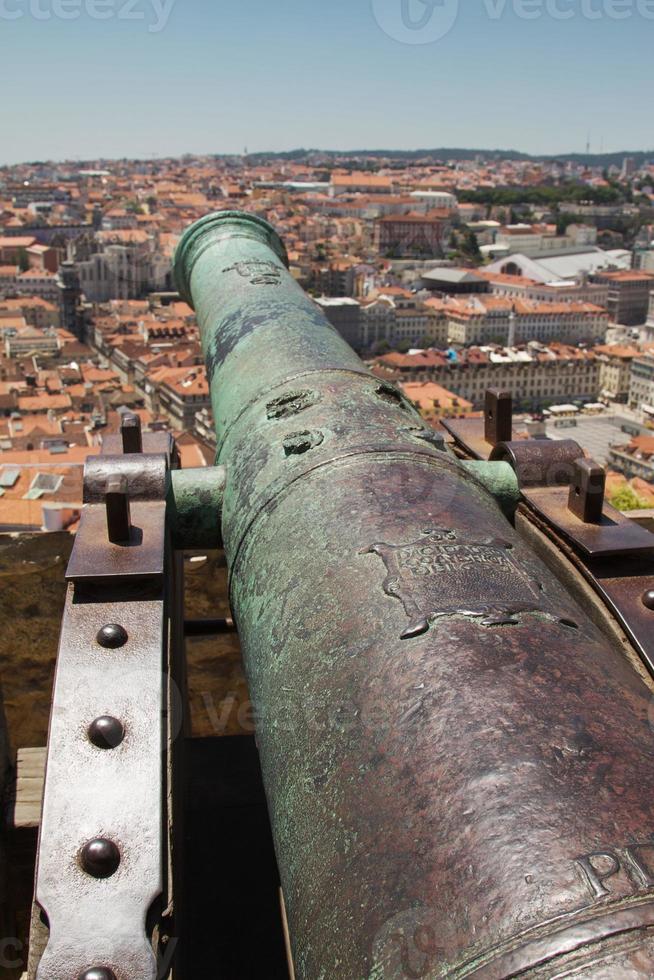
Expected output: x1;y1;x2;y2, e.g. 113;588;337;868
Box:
35;415;180;980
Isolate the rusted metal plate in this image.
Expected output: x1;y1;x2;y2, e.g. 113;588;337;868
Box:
589;564;654;675
441;416;513;460
66;502;167;582
35;590;165;980
515;503;654;683
523;486;654;558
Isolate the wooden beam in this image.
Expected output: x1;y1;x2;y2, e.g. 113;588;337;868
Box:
6;748;46;830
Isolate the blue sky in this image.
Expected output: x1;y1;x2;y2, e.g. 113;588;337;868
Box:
0;0;652;163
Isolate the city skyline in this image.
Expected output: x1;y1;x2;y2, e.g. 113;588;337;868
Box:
2;145;654;168
0;0;652;165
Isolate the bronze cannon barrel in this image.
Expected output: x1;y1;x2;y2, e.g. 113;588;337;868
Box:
175;211;654;978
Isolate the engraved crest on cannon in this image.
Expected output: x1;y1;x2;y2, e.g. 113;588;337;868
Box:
366;527;543;639
222;260;282;286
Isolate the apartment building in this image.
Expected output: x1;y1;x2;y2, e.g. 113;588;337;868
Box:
154;366;211;430
594;344;641;402
314;297;361;349
371;343;600;411
628;353;654;411
0;236;38;264
312;262;357;297
494;223;597;256
481;271;609;307
400;381;473;421
442;296;607;346
5;325;60;358
644;292;654;343
12;269;61;303
331;172;395;195
359;293;449;350
592;271;654;326
374;211;452;258
608;436;654;482
0;297;60;330
74;237;171;303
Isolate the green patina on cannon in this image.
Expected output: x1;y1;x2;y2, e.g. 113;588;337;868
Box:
174;211;654;978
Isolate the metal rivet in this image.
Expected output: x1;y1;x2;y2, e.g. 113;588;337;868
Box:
80;838;121;879
96;624;128;648
79;970;117;980
88;717;125;750
642;590;654;610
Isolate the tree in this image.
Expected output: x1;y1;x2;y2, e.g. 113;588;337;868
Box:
17;248;29;273
609;485;650;512
556;213;581;235
461;230;482;263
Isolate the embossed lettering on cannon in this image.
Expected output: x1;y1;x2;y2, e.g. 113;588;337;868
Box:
222;260;282;286
575;839;654;900
366;527;543;639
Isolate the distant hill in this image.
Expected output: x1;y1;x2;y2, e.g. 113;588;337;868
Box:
235;148;654;169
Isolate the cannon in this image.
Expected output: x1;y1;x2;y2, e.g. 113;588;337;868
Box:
29;211;654;978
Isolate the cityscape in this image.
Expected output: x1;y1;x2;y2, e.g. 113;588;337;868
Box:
2;148;654;529
4;0;654;971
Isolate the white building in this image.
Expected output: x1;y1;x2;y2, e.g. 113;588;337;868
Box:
642;292;654;344
487;247;632;284
359;294;448;350
409;191;458;211
629;353;654;412
5;325;60;357
75;242;170;303
444;295;608;346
